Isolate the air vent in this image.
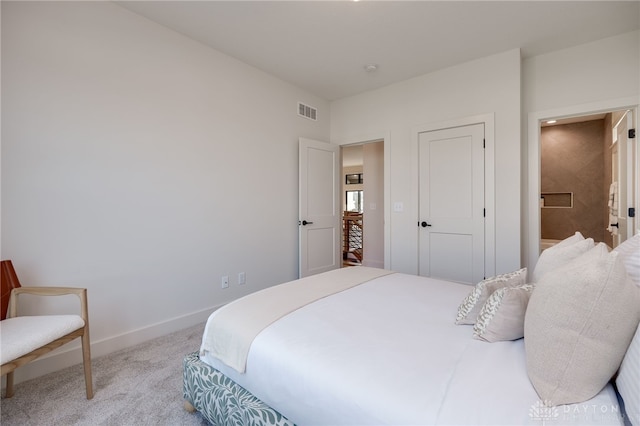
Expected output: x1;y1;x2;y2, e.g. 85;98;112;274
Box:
298;102;317;121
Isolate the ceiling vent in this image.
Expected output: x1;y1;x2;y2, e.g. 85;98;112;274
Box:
298;102;317;121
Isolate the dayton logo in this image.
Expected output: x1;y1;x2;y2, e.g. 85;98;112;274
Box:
530;399;559;424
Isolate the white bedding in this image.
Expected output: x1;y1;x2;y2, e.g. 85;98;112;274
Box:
200;266;392;373
201;271;623;425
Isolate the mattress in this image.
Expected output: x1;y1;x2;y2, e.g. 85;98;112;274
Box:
200;271;623;425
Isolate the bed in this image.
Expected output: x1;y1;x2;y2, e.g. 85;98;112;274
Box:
183;233;640;426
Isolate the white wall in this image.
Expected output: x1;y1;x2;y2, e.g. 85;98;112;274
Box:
523;31;639;114
330;49;522;276
1;1;329;382
522;31;640;270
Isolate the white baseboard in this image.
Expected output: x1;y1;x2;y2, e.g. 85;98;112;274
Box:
362;258;385;269
3;305;222;387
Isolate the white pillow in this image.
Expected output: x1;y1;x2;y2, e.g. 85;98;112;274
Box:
532;237;594;282
551;231;585;249
525;247;640;406
613;233;640;287
454;268;527;325
473;284;534;342
616;323;640;426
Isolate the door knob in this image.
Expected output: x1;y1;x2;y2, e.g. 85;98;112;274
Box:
420;221;431;227
301;220;314;226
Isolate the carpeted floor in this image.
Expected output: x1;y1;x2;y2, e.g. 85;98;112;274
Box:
1;323;210;425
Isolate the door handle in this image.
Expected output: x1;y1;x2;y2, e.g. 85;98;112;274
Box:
420;221;432;227
301;220;314;226
610;223;619;228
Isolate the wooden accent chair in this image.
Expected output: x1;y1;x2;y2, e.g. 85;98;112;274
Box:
0;260;93;399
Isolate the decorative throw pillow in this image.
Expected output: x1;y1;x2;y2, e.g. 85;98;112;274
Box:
613;233;640;287
531;237;594;283
550;231;585;249
524;248;640;406
473;284;534;342
616;323;640;426
455;268;527;325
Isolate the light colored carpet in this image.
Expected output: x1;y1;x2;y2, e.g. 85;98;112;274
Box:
1;323;210;425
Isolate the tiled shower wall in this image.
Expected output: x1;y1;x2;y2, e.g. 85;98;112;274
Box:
541;119;605;243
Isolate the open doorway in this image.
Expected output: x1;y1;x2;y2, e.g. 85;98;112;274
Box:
539;109;637;252
341;141;384;268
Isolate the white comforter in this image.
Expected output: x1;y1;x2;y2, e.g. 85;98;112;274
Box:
202;272;623;425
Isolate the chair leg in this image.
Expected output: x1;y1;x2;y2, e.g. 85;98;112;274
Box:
81;331;93;399
184;399;196;412
5;371;15;398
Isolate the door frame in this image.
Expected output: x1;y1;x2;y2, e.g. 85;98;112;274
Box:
334;132;391;270
526;96;639;272
613;110;637;243
412;113;496;279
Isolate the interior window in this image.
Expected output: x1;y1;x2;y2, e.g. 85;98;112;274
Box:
346;190;363;213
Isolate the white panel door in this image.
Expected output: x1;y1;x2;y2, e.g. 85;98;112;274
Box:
418;124;485;284
299;138;341;278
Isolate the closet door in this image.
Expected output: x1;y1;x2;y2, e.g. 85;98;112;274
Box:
418;123;485;284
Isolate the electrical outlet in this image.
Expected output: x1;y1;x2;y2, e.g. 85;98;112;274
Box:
238;272;246;285
221;275;229;289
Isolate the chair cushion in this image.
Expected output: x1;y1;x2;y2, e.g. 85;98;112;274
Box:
0;315;85;364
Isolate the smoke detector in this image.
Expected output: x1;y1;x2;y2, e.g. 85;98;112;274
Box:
364;64;379;73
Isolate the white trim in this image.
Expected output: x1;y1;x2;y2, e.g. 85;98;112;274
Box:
333;132;392;270
526;97;638;273
412;113;496;279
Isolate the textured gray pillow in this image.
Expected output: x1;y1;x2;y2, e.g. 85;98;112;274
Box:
525;246;640;406
473;284;534;342
455;268;527;325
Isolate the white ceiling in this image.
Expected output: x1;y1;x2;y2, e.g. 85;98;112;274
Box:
116;1;640;101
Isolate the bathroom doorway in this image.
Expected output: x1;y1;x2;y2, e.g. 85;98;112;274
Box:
539;109;637;252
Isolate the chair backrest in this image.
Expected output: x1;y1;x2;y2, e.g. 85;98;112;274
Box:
1;260;22;320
